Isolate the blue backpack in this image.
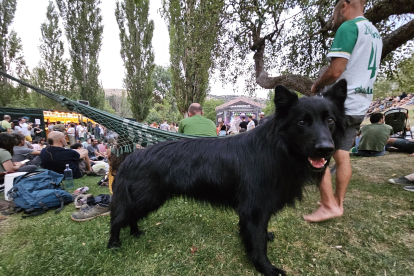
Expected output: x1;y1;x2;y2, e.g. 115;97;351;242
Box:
7;170;73;217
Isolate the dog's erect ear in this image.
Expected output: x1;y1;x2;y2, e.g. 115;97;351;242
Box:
323;79;347;111
274;85;298;115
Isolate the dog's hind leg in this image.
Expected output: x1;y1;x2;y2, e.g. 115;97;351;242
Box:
239;210;286;276
108;214;125;249
129;215;143;238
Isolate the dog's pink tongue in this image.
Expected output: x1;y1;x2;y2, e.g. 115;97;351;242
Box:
308;157;326;168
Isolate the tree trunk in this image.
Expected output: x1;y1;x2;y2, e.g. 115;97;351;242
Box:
381;20;414;60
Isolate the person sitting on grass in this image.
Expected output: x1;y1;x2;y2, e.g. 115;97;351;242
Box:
0;133;24;173
87;138;106;161
353;113;393;157
387;137;414;155
389;172;414;192
40;132;93;179
12;133;41;172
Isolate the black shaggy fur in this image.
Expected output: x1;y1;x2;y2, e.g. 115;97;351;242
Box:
108;80;348;276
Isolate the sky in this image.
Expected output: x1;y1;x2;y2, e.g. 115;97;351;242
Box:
11;0;268;98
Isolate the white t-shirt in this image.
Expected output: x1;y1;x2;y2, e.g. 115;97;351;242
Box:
77;125;86;137
20;123;30;136
327;17;383;116
67;127;75;136
247;121;255;131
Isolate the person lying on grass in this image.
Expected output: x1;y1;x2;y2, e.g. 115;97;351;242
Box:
40;131;93;178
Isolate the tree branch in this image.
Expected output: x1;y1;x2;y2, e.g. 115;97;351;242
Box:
382;19;414;60
365;0;414;25
253;41;314;95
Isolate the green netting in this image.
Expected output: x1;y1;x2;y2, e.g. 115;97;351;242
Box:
0;71;214;153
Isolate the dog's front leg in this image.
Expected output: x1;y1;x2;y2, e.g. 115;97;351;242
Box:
239;211;286;276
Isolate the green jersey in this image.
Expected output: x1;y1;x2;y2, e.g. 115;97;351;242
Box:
327;17;383;116
178;115;217;137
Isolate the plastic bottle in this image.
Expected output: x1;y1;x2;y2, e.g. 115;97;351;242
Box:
64;164;74;190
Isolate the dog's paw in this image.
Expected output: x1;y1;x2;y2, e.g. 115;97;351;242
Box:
130;230;144;238
269;266;287;276
267;232;275;242
107;240;121;249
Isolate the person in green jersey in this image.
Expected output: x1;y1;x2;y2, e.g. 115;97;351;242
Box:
305;0;383;222
354;113;393;157
178;103;217;137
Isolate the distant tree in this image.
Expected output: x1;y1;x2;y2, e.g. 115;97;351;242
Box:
162;0;224;117
0;0;17;80
202;98;224;123
30;1;71;109
106;90;133;118
152;65;171;104
56;0;105;108
214;0;414;95
3;30;30;107
395;53;414;93
116;0;155;122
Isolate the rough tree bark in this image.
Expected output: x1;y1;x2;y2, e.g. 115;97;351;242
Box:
252;0;414;93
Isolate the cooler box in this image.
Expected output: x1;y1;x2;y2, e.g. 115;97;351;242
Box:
4;172;26;201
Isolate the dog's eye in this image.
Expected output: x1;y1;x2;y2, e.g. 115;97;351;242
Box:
327;118;334;124
297;120;306;126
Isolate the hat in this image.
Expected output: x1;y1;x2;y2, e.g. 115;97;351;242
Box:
22;116;29;119
260;112;265;115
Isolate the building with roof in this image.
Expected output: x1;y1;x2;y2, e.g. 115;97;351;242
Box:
214;96;266;126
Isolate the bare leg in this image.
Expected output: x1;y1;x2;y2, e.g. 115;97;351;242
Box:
303;150;350;222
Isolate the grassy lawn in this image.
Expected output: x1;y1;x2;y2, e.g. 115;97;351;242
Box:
1;153;414;275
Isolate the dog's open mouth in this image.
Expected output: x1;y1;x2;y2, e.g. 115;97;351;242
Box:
308;157;327;169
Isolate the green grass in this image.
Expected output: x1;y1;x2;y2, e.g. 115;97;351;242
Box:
1;153;414;275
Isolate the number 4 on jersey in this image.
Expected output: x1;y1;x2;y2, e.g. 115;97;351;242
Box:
368;43;377;79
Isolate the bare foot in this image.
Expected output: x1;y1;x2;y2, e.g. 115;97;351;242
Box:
303;203;343;222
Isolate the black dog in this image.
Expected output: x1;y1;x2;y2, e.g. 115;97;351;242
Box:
108;80;347;276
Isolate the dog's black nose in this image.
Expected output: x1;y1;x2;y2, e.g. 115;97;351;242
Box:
314;142;334;156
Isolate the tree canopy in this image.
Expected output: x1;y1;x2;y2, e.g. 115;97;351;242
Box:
213;0;414;96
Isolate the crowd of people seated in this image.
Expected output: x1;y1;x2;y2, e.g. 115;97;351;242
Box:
365;92;413;118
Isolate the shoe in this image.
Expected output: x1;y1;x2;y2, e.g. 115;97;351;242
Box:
71;204;110;222
74;194;93;208
388;177;414;185
73;186;89;195
403;186;414;192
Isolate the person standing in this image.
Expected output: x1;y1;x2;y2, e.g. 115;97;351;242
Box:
239;116;248;132
178;103;216;137
304;0;383;222
77;123;86;142
67;123;76;146
94;124;101;141
160;120;170;131
247;115;255;131
54;121;66;134
33;124;43;141
169;122;177;133
20;118;32;142
251;114;258;127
